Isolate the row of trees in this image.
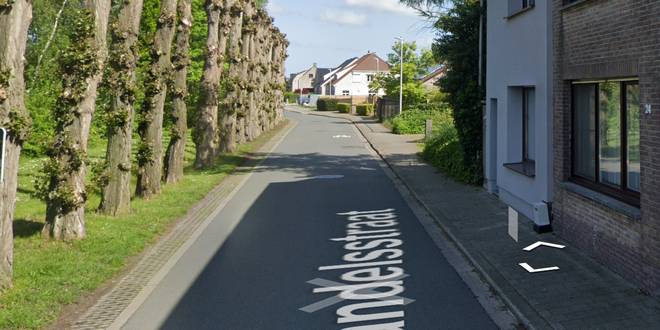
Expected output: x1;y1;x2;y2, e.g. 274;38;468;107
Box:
0;0;287;289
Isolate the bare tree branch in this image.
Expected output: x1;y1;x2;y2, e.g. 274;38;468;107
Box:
32;0;69;83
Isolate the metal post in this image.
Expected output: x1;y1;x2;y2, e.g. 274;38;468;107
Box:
396;37;404;115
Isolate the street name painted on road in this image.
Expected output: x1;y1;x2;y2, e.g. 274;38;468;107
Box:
302;208;410;329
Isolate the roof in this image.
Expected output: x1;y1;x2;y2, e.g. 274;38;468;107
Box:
320;57;359;87
421;65;446;84
331;53;391;84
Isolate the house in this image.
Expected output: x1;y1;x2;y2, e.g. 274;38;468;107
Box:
320;52;390;97
551;0;660;293
289;63;330;94
420;66;446;91
484;1;553;231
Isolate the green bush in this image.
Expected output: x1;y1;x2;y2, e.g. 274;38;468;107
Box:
337;103;351;113
317;98;339;111
390;103;452;135
422;118;482;185
356;104;374;116
284;92;298;103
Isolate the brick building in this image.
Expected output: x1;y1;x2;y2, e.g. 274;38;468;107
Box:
552;0;660;294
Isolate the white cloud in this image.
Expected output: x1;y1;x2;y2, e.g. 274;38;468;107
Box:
344;0;417;16
320;10;368;26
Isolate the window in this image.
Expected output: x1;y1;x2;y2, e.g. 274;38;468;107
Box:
342;90;350;96
522;88;535;162
308;74;314;79
503;87;535;177
367;74;374;82
571;80;641;205
508;0;534;16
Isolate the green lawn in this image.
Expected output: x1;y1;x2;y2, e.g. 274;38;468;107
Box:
0;122;287;329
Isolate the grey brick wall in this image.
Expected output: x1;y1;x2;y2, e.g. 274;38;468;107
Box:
552;0;660;293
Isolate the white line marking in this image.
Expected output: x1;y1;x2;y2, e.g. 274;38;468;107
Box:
519;263;560;273
523;241;566;251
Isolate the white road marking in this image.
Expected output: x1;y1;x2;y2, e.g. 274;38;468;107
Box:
519;263;560;273
523;241;566;252
333;135;352;139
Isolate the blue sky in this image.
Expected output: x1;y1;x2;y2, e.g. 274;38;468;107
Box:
266;0;436;75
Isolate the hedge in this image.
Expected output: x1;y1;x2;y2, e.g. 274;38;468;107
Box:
356;104;374;116
317;98;339;111
389;103;453;135
284;92;298;103
337;103;351;113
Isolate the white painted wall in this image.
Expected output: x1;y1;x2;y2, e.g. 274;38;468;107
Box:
485;1;553;220
333;71;387;96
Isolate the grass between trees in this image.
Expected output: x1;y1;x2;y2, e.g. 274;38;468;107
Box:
0;121;288;329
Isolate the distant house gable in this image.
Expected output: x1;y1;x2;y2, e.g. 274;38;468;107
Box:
421;65;446;90
332;53;390;85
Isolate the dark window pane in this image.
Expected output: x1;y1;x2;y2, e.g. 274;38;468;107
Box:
627;83;641;192
524;88;535;161
598;82;621;187
573;84;596;180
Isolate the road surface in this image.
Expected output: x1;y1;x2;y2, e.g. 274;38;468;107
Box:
123;111;496;330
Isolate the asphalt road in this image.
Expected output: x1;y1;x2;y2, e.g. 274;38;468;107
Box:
123;111;496;330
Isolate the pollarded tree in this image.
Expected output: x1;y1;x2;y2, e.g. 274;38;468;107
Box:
98;0;144;216
136;0;178;198
41;0;111;240
193;0;226;168
218;0;244;153
164;0;192;183
0;0;33;288
236;0;256;144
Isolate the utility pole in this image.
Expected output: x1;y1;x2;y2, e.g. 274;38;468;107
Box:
395;37;403;115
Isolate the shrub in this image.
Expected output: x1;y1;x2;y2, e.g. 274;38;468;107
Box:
390;103;452;135
422;119;482;185
356;104;374;116
284;92;297;104
317;98;338;111
337;103;351;113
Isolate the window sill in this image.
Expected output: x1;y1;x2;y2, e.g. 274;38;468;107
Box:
560;181;641;220
561;0;592;11
505;5;534;20
504;161;536;178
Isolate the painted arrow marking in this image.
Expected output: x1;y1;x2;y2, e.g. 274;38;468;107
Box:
523;241;566;252
519;263;560;273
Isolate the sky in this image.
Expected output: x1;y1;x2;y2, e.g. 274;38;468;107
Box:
266;0;436;75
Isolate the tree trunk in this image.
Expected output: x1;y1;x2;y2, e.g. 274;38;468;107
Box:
165;0;192;183
98;0;144;216
136;0;178;198
193;0;223;168
42;0;111;241
0;0;32;289
236;1;255;145
219;1;244;153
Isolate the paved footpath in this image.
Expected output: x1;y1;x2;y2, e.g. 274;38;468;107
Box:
292;106;660;329
121;111;499;329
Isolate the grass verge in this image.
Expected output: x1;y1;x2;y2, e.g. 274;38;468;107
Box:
0;121;289;329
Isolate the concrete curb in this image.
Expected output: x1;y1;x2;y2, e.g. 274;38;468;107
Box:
287;106;536;329
72;120;298;330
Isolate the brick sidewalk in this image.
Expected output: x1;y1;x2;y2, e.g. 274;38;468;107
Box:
289;106;660;329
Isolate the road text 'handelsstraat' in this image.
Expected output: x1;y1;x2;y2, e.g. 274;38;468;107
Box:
307;208;411;329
